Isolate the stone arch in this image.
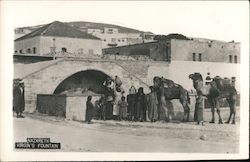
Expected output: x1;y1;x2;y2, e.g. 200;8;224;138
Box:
53;69;111;95
23;59;149;112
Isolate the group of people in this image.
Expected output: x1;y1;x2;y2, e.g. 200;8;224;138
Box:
85;85;160;124
86;73;217;125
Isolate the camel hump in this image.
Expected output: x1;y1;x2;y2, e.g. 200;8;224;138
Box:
212;76;232;91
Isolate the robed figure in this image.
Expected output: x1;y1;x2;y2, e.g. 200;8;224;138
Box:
13;79;25;118
86;96;94;124
146;86;159;122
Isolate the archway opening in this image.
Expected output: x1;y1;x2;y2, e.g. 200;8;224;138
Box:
53;70;110;95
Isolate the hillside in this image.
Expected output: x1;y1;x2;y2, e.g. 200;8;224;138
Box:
16;21;151;34
66;21;144;33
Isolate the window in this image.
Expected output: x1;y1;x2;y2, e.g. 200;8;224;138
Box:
27;48;31;53
208;44;211;48
33;47;36;54
198;53;202;61
15;50;17;53
229;55;232;63
89;49;94;55
111;38;116;42
103;39;106;42
234;55;237;63
62;48;67;52
192;53;196;61
78;48;84;54
19;50;23;54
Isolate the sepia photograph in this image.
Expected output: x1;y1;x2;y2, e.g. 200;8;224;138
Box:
0;0;249;161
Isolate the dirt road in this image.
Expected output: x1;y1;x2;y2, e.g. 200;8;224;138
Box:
13;115;239;153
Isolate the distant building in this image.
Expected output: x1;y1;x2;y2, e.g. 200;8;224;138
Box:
84;27;155;48
14;28;33;39
14;21;102;57
103;36;240;63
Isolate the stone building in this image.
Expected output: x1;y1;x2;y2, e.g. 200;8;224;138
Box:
14;21;102;57
103;37;240;63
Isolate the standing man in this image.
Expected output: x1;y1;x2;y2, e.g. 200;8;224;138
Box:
195;95;204;125
13;79;25;118
136;87;146;122
85;96;94;124
147;86;159;122
127;86;137;121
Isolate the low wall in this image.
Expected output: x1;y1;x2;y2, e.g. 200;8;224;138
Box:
36;94;101;121
37;94;66;117
66;95;101;121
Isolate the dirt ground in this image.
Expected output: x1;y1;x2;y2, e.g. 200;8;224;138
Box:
13;113;239;153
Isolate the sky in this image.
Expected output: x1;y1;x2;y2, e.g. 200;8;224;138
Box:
1;0;249;42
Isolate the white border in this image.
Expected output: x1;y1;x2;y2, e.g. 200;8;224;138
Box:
1;0;249;160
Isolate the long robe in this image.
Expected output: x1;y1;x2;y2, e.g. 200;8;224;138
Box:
127;94;136;118
136;93;146;121
147;91;158;121
118;100;128;119
13;85;25;113
105;101;113;120
86;100;94;122
194;95;203;122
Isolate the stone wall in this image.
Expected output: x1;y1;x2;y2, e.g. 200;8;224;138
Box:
14;36;40;54
22;59;150;113
103;39;240;63
40;36;102;56
14;36;102;56
170;39;240;63
103;41;170;61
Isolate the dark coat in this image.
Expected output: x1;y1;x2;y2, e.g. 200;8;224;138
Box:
136;92;146;121
13;85;25;113
86;100;94;122
127;94;136;115
146;91;158;120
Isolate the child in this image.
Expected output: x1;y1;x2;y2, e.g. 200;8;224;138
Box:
118;96;128;120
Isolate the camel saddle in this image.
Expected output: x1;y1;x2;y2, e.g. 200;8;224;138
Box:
161;77;179;88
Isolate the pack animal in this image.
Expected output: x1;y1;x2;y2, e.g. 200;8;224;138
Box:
153;76;190;122
189;73;237;124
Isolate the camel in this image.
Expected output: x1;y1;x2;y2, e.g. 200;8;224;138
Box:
153;76;190;122
189;73;237;124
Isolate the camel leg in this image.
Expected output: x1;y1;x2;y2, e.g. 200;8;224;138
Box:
180;99;190;122
161;96;169;122
225;98;232;124
209;98;215;123
184;103;190;122
225;112;232;124
231;97;237;124
215;100;223;124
